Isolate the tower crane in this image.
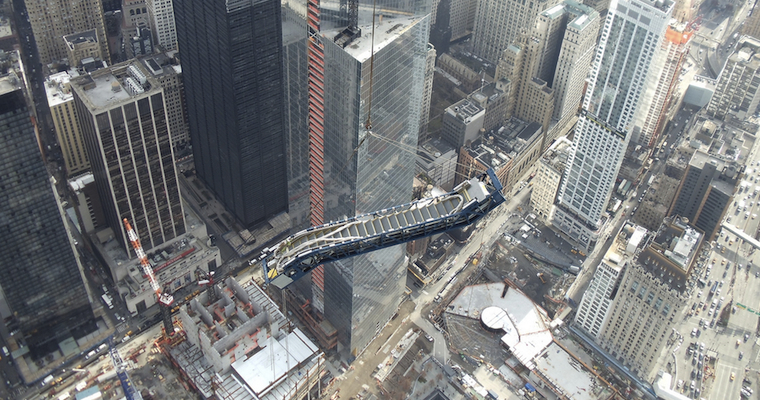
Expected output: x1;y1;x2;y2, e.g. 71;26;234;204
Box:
123;218;175;336
263;168;505;289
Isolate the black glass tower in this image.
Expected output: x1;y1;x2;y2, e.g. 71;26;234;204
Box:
174;0;288;228
0;83;95;353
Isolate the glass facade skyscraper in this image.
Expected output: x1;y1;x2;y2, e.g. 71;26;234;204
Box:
553;0;673;249
174;0;288;229
284;0;430;358
0;81;95;353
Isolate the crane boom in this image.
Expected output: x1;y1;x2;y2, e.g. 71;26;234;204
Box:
263;168;505;289
124;219;161;294
123;218;175;335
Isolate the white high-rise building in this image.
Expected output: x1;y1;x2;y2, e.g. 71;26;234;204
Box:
552;0;673;249
146;0;177;50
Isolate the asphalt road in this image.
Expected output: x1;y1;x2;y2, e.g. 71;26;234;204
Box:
667;111;760;400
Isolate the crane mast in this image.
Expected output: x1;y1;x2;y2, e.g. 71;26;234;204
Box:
123;218;175;336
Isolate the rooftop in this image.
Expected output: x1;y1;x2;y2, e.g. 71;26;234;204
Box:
637;216;702;293
328;16;422;63
140;52;182;77
565;0;599;31
464;118;543;169
71;60;160;113
447;282;553;370
446;98;485;121
64;30;98;48
45;70;80;107
540;136;573;174
532;342;613;400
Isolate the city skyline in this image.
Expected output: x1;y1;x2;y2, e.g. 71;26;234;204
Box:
4;0;760;397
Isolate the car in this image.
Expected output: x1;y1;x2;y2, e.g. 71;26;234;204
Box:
692;328;698;337
738;340;742;347
677;379;683;389
692;356;697;365
732;372;736;381
425;334;433;342
696;329;701;337
699;353;704;361
746;333;751;342
691;369;697;379
724;271;728;278
740;352;744;360
744;378;753;385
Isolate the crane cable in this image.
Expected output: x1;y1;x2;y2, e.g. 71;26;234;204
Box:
337;0;378;177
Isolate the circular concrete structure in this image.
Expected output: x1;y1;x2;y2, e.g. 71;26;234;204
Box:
481;306;509;331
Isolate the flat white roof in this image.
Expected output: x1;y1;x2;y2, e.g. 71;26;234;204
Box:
533;342;608;400
327;16;421;62
448;282;553;369
232;328;319;397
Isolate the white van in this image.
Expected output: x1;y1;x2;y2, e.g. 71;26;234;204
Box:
101;294;113;309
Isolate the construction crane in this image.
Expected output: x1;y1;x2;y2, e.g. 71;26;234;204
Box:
107;336;142;400
263;168;505;289
123;218;175;336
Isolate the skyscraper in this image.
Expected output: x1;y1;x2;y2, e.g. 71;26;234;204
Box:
0;77;96;355
547;1;599;122
146;0;178;50
45;70;90;176
706;36;760;121
634;21;692;147
24;0;110;65
668;151;735;241
283;0;430;358
472;0;558;63
552;0;673;249
591;218;698;381
71;61;186;254
174;0;288;229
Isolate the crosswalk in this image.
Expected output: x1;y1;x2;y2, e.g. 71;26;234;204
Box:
116;324;128;333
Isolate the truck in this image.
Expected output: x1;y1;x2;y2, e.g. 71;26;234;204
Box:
647;175;655;185
710;281;718;295
739;200;746;211
568;265;581;274
101;294;113;309
610;199;622;213
617;179;628;195
42;375;54;387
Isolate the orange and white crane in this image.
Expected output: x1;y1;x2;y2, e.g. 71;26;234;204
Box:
123;218;175;336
